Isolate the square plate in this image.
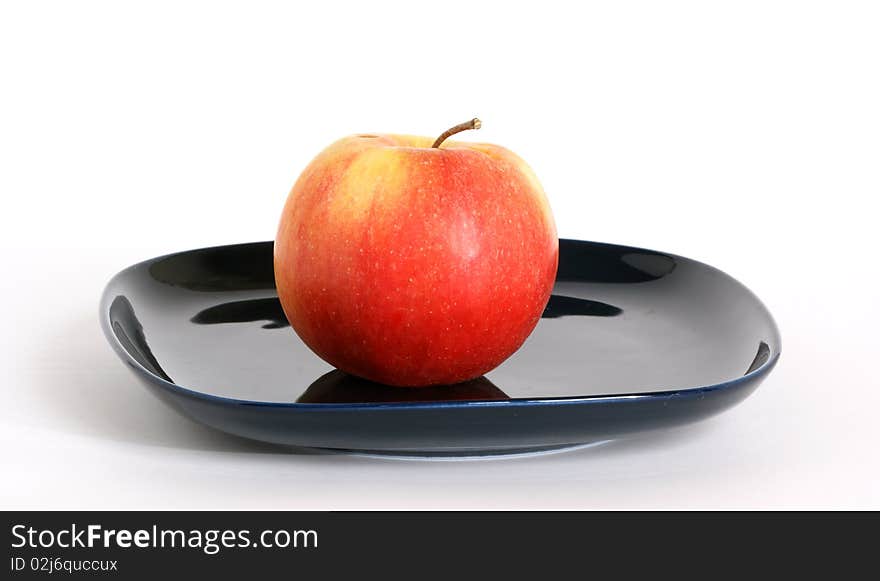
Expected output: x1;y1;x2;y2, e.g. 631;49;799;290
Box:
101;239;780;457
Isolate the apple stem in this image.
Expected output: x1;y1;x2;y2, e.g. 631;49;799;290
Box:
431;118;482;148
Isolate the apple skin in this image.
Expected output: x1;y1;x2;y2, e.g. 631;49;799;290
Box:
274;133;558;387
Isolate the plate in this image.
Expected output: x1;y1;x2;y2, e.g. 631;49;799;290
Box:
100;239;780;456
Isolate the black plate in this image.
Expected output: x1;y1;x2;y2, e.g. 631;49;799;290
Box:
100;239;780;456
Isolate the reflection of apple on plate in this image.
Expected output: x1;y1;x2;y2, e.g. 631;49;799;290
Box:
297;370;510;404
275;119;558;387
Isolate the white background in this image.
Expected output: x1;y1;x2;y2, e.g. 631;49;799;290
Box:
1;1;878;509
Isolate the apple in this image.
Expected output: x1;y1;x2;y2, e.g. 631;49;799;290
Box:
274;119;558;386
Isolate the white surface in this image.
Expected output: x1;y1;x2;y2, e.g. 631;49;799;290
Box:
1;1;878;509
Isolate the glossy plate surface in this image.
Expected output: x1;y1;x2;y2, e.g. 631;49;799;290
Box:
100;239;780;455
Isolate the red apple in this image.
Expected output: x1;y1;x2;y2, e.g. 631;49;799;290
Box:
274;119;558;386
